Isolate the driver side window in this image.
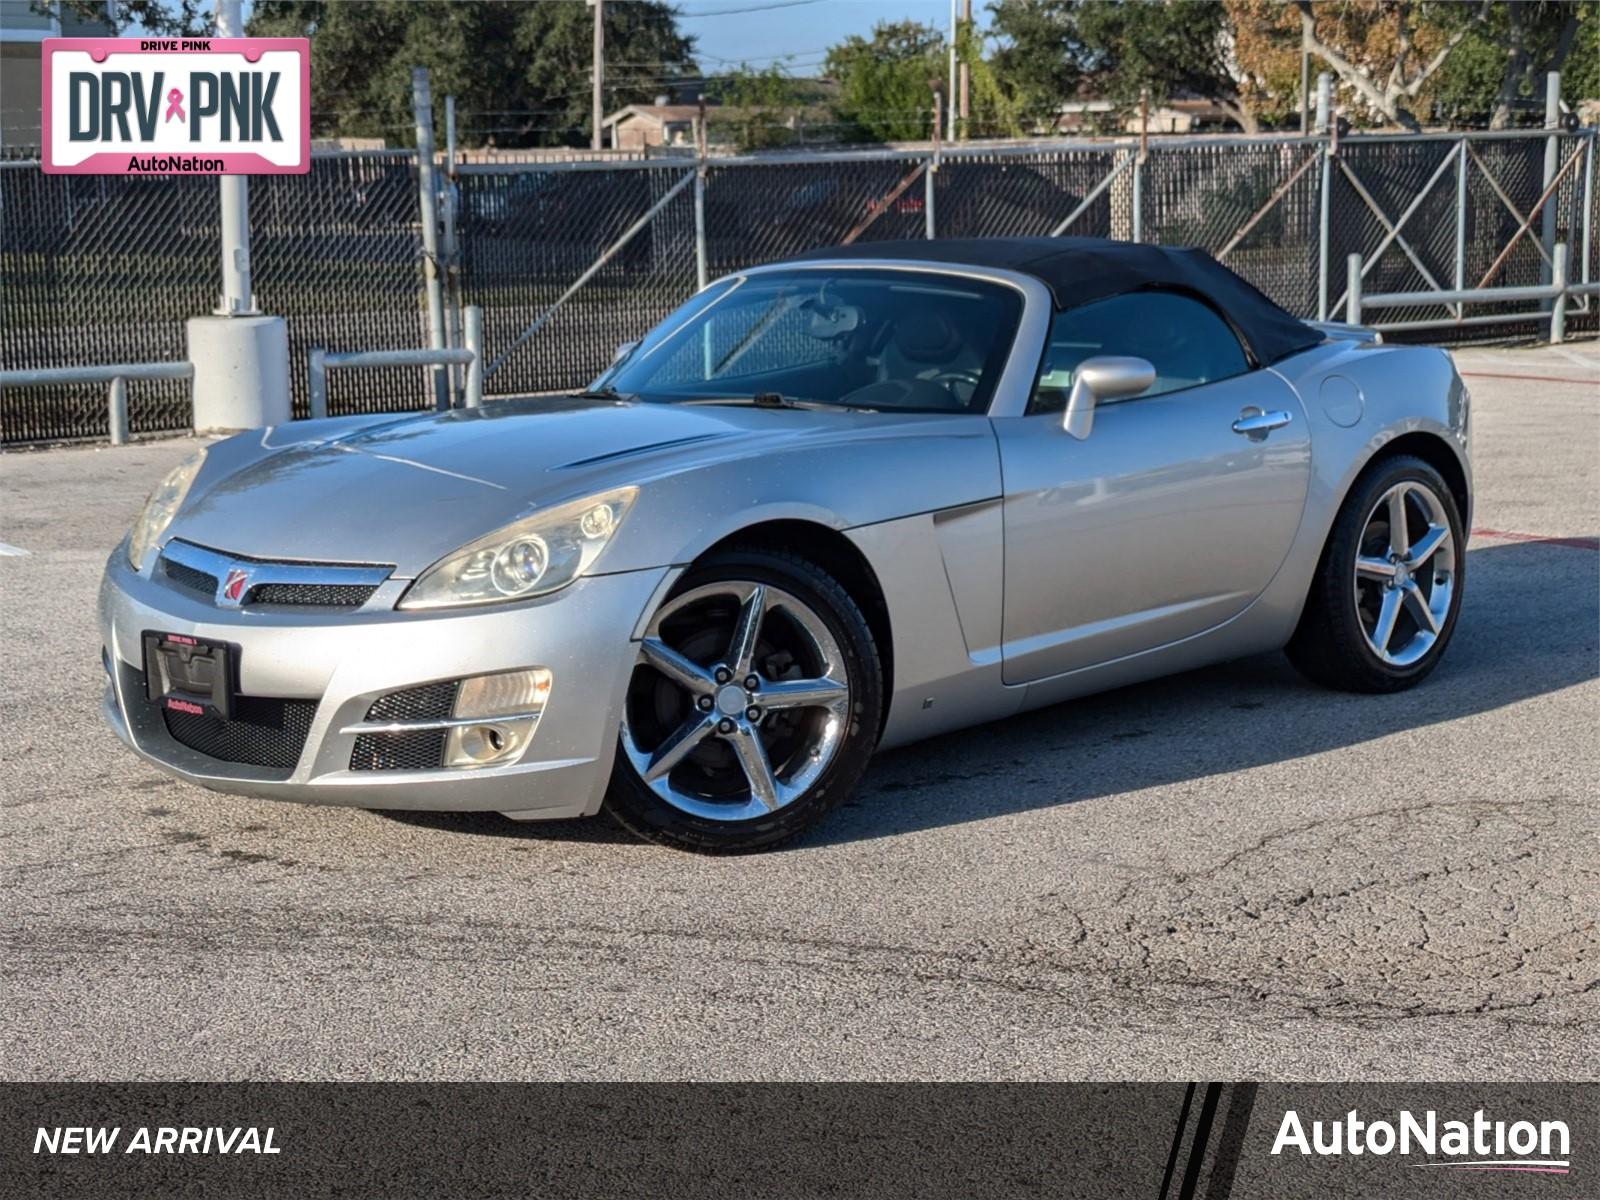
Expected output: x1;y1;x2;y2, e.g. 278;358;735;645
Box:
1029;291;1250;415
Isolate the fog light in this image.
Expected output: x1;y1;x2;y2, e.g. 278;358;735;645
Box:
444;668;551;768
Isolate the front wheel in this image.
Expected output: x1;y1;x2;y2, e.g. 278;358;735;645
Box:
605;548;883;853
1287;455;1465;693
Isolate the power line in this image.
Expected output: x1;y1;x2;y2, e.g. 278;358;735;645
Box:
677;0;826;16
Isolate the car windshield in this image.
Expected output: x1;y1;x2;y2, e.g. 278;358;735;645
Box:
592;268;1023;414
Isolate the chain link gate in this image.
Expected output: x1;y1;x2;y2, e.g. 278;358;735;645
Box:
1142;139;1324;318
0;152;431;443
4;129;1595;444
1324;132;1596;331
457;162;699;397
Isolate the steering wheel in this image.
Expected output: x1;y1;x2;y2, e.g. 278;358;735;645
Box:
930;369;983;405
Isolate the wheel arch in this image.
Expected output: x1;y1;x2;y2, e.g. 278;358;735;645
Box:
1355;431;1471;531
694;519;895;727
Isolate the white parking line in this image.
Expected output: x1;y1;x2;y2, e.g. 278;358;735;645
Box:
1552;347;1599;372
0;541;31;557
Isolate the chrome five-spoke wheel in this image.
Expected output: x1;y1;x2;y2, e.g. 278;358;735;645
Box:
1287;455;1465;694
620;580;852;823
1353;480;1457;667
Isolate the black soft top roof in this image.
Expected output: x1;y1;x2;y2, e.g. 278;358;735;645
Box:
788;236;1322;366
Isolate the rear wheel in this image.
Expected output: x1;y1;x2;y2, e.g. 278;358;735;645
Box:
605;548;882;853
1287;455;1465;692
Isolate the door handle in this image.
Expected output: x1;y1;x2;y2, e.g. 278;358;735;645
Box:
1231;408;1293;438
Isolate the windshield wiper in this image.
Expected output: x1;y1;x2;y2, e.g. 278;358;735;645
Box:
685;393;875;413
574;385;636;401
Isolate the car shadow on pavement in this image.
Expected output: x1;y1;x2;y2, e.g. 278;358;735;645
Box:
380;539;1597;850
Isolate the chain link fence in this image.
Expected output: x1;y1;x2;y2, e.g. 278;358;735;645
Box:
2;151;427;443
3;130;1595;444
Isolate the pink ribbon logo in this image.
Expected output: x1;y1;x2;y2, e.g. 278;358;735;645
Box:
164;88;185;123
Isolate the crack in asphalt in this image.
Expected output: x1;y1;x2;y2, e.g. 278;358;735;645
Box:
6;797;1593;1033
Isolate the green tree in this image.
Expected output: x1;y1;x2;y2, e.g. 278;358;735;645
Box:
1230;0;1588;130
986;0;1084;125
247;0;695;147
824;20;945;143
1439;1;1592;127
55;0;211;36
987;0;1259;133
707;62;806;151
956;13;1025;137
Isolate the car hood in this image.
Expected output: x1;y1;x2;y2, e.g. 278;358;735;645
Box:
167;397;936;577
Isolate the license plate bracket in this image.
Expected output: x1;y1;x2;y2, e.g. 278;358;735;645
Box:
143;631;235;720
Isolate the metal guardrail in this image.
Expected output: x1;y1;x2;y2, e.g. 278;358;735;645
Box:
0;361;194;445
1346;242;1600;339
308;305;484;419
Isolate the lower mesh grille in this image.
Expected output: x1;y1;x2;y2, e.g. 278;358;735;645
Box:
367;681;459;722
350;730;448;772
162;694;316;769
349;681;460;772
247;581;378;608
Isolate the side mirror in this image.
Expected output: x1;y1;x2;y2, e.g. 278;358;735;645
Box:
1063;355;1156;440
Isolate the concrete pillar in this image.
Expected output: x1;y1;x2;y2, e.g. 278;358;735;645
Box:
187;315;292;433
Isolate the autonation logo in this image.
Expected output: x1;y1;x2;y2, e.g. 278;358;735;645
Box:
1272;1108;1571;1174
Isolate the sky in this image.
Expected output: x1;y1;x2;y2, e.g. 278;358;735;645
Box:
672;0;955;75
215;0;958;78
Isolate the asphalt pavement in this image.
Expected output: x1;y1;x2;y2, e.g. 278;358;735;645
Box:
2;343;1595;1081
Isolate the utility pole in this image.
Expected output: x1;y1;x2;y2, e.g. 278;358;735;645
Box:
946;0;957;140
591;0;605;152
957;0;970;138
186;0;290;435
216;0;251;314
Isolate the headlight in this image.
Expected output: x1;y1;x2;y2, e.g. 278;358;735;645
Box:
126;447;207;570
399;487;637;610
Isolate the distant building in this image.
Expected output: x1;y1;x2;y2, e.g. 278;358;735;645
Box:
603;103;705;151
1051;98;1239;136
603;100;840;151
1;0;117;152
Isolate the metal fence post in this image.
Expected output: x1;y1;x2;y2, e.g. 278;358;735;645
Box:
1314;72;1331;134
1551;242;1569;343
412;68;451;412
1317;146;1332;321
693;108;709;290
442;94;465;398
309;348;328;421
1540;71;1561;304
108;376;128;446
693;170;709;288
1582;133;1595;295
1345;253;1363;325
1131;155;1143;243
463;306;485;407
1454;137;1468;295
925;151;937;239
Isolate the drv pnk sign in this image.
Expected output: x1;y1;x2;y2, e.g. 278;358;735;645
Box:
42;38;309;174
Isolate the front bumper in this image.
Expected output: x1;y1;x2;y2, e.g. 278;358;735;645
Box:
99;548;671;819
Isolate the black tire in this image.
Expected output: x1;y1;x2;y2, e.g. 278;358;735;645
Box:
604;547;884;853
1287;454;1465;693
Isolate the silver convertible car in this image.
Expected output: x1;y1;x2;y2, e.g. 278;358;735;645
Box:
100;238;1470;852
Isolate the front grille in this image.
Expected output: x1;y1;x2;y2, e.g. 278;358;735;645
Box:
162;693;316;769
163;558;218;598
246;581;378;608
157;541;391;610
350;681;460;772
